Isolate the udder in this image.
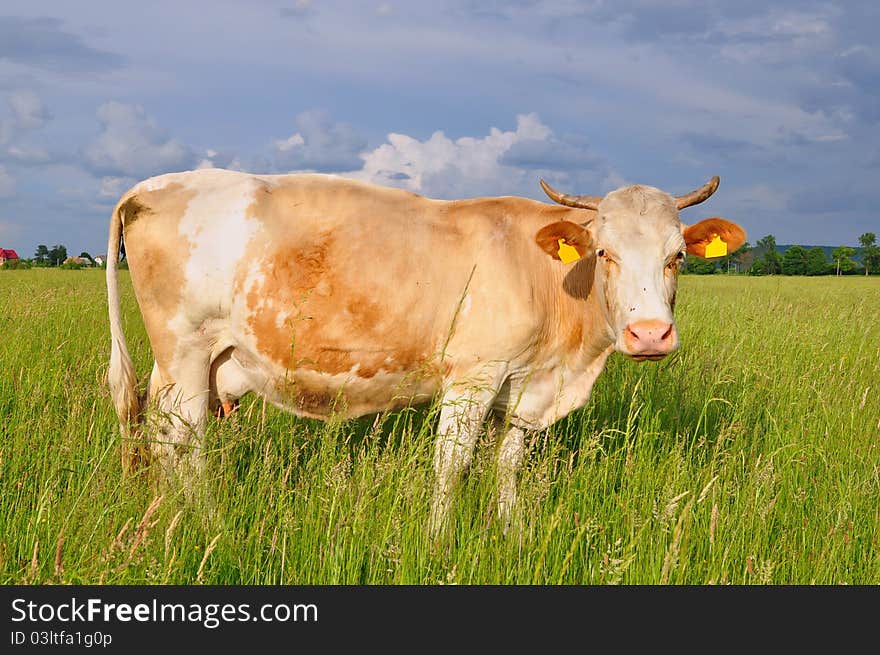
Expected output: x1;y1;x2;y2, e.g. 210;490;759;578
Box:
209;347;254;416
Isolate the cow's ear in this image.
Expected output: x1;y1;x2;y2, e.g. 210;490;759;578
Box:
535;221;593;263
682;218;746;258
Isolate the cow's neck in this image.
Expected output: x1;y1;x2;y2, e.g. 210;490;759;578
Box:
552;258;615;372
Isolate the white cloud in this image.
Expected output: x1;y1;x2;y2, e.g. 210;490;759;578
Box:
345;113;612;199
0;90;52;147
8;91;53;130
82;101;195;178
195;147;242;171
274;133;305;152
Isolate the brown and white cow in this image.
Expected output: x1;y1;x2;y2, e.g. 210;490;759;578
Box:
106;168;744;533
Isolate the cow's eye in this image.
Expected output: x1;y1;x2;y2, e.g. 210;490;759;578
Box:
667;252;685;270
596;248;606;258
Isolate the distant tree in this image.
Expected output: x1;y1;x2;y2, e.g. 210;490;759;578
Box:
831;246;857;275
806;247;828;276
756;234;776;253
682;257;718;275
731;241;753;273
782;245;809;275
48;244;67;267
751;234;782;275
33;244;49;265
859;232;879;275
79;251;94;264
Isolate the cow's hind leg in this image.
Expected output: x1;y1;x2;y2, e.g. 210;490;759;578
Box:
145;351;211;493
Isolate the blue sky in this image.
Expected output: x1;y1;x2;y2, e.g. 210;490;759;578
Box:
0;1;877;257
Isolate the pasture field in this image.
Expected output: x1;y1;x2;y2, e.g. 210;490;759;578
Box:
0;269;878;584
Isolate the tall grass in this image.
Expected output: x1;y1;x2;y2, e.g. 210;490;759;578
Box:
1;270;878;584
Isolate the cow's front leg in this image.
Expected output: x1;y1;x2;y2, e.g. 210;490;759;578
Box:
493;353;612;533
429;370;505;537
496;422;526;533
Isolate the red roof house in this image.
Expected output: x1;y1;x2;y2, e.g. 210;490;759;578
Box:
0;249;19;264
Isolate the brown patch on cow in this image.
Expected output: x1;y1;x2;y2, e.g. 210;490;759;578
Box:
119;195;152;227
270;372;344;417
566;322;583;351
123;183;197;375
243;217;440;381
278;366;440;420
295;384;341;416
245;236;332;369
345;297;385;336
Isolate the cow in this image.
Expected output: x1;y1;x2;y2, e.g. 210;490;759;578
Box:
106;168;745;534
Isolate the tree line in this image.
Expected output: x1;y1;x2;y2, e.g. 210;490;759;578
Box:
684;232;880;276
1;244;105;269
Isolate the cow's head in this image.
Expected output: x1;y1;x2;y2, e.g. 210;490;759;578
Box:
536;176;745;361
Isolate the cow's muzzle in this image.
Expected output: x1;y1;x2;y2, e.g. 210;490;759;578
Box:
621;320;678;360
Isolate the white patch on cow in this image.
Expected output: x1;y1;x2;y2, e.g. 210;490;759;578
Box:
275;310;291;330
178;174;262;321
460;293;472;317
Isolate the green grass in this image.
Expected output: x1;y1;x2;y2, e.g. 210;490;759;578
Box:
1;269;878;584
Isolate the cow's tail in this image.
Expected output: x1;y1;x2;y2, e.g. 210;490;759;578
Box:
106;197;145;472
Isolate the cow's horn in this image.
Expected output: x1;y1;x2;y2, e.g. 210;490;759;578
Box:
675;176;719;210
539;179;602;211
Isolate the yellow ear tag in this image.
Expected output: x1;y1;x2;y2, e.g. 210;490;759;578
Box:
557;238;581;264
704;234;727;258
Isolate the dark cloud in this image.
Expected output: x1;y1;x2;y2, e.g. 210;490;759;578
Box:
453;0;539;22
501;133;603;170
789;183;879;215
0;16;124;71
273;110;366;173
830;47;880;123
680;131;767;160
279;1;315;19
773;127;813;148
834;47;880;89
614;3;716;40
